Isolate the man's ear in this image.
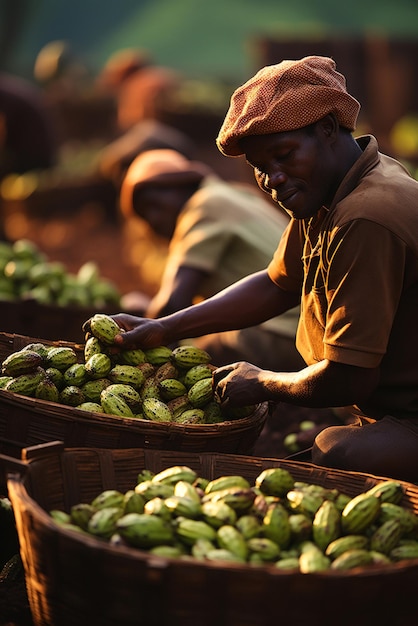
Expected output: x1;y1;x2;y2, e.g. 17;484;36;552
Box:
317;114;339;140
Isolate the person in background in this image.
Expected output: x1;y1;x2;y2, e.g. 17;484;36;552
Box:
95;48;153;96
0;72;58;240
119;148;303;372
98;119;196;189
33;40;90;99
99;56;418;482
96;48;182;135
0;72;57;178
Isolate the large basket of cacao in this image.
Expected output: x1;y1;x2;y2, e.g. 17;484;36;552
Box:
2;441;418;626
0;326;268;455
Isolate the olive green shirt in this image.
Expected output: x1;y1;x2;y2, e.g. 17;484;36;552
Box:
165;176;300;338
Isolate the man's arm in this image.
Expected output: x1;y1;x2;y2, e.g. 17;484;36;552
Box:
146;265;209;318
213;358;380;409
112;269;300;348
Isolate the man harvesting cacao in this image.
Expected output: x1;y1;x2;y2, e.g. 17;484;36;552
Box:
97;56;418;482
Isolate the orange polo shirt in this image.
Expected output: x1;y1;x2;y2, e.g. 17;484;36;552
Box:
268;135;418;419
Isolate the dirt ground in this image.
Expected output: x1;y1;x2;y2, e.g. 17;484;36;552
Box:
253;402;344;459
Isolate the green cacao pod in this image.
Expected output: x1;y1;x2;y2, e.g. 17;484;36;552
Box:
330;548;374;570
205;475;251;494
0;375;13;389
21;342;49;360
378;502;418;535
201;500;238;529
101;388;135;418
341;493;381;534
154;361;179;383
140;375;161;400
158;378;187;400
370;519;403;555
63;363;88;387
299;541;331;573
5;367;45;396
85;353;112;380
89;313;122;345
312;499;341;551
108;364;145;390
255;467;295;498
88;507;124;539
390;542;418;561
46;347;78;372
104;383;142;412
35;377;60;402
325;534;369;560
77;401;103;413
152;465;197;485
247;537;280;562
166;394;192;418
45;367;64;390
142;397;172;422
203;401;223;424
117;513;174;548
187;377;214;408
2;349;44;376
84;336;104;362
263;502;291;548
175;518;217;546
81;378;111;402
143;346;173;365
366;480;404;505
120;348;147;366
217;524;248;560
59;385;86;406
183;364;215;389
171;345;211;369
174;408;205;424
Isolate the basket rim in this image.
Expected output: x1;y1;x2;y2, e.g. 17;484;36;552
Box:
0;387;268;432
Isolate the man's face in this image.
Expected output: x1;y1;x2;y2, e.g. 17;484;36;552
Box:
240;122;339;220
132;185;186;239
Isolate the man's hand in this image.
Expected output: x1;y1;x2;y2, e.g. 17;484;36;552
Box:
213;359;381;411
213;361;270;407
109;314;167;349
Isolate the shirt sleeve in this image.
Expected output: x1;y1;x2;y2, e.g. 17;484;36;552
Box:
168;193;235;273
267;219;304;292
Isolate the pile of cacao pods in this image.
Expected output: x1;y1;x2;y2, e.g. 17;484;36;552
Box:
0;314;255;424
0;239;121;308
49;465;418;572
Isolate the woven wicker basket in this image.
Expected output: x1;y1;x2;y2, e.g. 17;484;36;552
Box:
0;332;267;454
2;442;418;626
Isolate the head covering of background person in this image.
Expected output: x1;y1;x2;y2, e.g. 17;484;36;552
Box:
95;48;153;94
116;65;182;131
119;148;212;218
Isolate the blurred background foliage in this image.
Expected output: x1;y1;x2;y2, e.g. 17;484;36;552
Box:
2;0;418;81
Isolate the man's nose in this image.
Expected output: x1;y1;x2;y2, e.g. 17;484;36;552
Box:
265;169;287;189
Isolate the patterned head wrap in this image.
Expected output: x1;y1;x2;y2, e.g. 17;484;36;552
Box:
217;55;360;156
120;149;211;217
